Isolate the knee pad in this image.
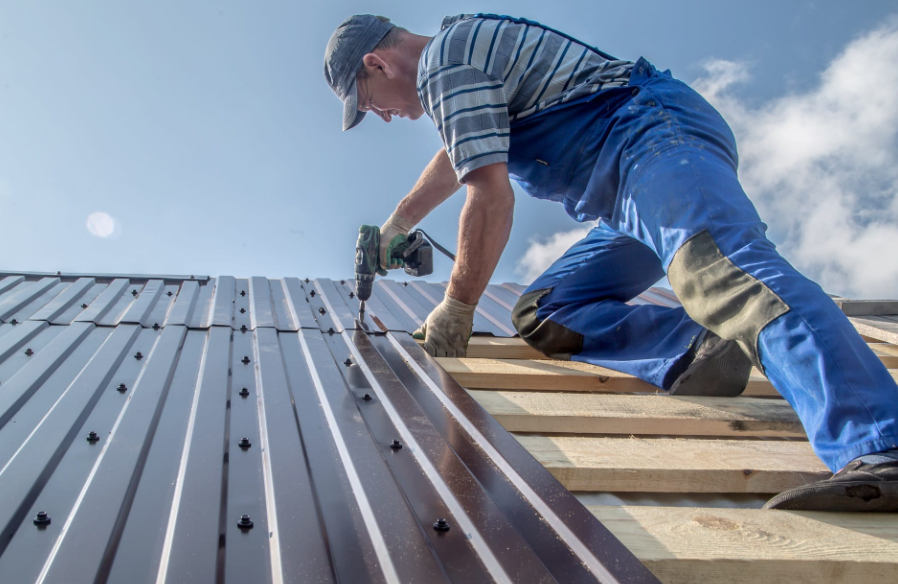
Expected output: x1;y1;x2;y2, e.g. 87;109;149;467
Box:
511;289;584;360
667;230;789;370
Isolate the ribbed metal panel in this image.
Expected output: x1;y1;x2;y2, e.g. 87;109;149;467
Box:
3;273;677;337
0;271;659;584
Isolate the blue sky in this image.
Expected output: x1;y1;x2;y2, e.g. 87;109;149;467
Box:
2;1;896;294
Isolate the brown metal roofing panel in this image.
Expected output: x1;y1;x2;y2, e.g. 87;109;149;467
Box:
0;271;659;583
0;277;61;322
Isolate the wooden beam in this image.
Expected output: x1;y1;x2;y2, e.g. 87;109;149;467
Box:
587;505;898;584
834;299;898;317
468;390;806;438
516;434;827;493
870;343;898;368
439;357;781;397
420;337;549;360
851;315;898;345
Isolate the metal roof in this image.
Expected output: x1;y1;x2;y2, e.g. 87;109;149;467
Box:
0;273;659;583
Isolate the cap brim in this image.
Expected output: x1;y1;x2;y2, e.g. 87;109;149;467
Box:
342;78;366;131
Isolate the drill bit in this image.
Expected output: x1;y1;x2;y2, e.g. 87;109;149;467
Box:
358;300;366;320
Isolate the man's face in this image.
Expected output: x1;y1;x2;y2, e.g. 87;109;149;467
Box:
357;63;425;123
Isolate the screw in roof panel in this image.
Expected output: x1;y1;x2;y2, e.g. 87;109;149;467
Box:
237;515;254;529
117;383;127;392
238;437;251;449
241;356;250;365
433;518;450;532
239;388;249;398
390;439;402;450
87;431;99;443
25;348;33;356
33;511;51;526
134;352;143;360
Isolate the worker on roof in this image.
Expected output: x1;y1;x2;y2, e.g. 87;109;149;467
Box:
324;14;898;512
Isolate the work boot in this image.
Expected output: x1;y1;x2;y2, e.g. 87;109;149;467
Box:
763;458;898;512
669;331;752;397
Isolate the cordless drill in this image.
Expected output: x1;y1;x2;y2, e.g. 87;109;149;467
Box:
354;225;434;316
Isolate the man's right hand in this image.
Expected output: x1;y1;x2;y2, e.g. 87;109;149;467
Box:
379;214;415;271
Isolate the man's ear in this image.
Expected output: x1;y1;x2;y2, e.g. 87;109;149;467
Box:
362;52;394;79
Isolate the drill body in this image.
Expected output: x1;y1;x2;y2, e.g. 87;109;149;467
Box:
354;225;434;313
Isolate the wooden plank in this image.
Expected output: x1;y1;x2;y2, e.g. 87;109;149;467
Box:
419;337;547;360
439;357;781;398
587;505;898;584
870;343;898;368
468;391;806;438
851;315;898;345
516;435;827;493
440;336;897;366
834;299;898;317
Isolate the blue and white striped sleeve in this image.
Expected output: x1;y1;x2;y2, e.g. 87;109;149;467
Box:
420;64;509;183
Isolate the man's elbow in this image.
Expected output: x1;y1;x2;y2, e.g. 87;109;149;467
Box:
465;162;514;208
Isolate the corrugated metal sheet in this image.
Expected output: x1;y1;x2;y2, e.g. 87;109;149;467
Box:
0;273;677;337
0;272;659;584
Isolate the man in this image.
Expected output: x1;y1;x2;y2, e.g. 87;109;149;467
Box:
324;14;898;511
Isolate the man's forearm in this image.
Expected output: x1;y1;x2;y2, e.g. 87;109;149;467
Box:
446;164;514;305
393;148;462;224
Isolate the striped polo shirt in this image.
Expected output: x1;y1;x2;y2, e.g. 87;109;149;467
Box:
417;14;634;182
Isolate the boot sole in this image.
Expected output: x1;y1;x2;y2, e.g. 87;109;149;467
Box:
669;339;752;397
763;479;898;512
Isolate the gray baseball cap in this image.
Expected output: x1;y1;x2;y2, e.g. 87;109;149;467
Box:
324;15;396;131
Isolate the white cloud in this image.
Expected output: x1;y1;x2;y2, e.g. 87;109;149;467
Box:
691;21;898;298
517;21;898;298
86;211;120;238
516;227;591;283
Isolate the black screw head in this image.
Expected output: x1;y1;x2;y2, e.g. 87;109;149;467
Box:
237;515;254;529
134;352;143;360
340;279;346;285
166;291;173;297
25;348;33;356
433;518;450;532
318;307;326;315
327;328;335;335
239;387;250;398
239;308;246;314
152;323;160;331
10;319;18;325
117;383;127;392
238;437;251;449
403;282;408;287
343;358;352;366
241;356;250;365
87;431;99;442
309;290;316;297
304;278;309;283
240;290;246;297
390;439;402;450
81;303;89;309
33;511;51;526
240;325;247;333
363;393;372;401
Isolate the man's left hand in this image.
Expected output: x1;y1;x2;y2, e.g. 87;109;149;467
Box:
413;295;477;357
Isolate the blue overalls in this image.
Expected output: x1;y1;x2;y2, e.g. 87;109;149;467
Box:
505;53;898;472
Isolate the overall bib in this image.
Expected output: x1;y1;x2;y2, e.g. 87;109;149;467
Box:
506;55;898;472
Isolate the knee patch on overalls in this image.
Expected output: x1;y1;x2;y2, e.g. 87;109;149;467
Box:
667;230;790;370
512;289;584;360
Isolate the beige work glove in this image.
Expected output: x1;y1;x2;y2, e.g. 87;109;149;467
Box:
379;213;415;271
413;295;477;357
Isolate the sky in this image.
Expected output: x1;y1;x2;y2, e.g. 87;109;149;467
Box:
1;1;897;298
